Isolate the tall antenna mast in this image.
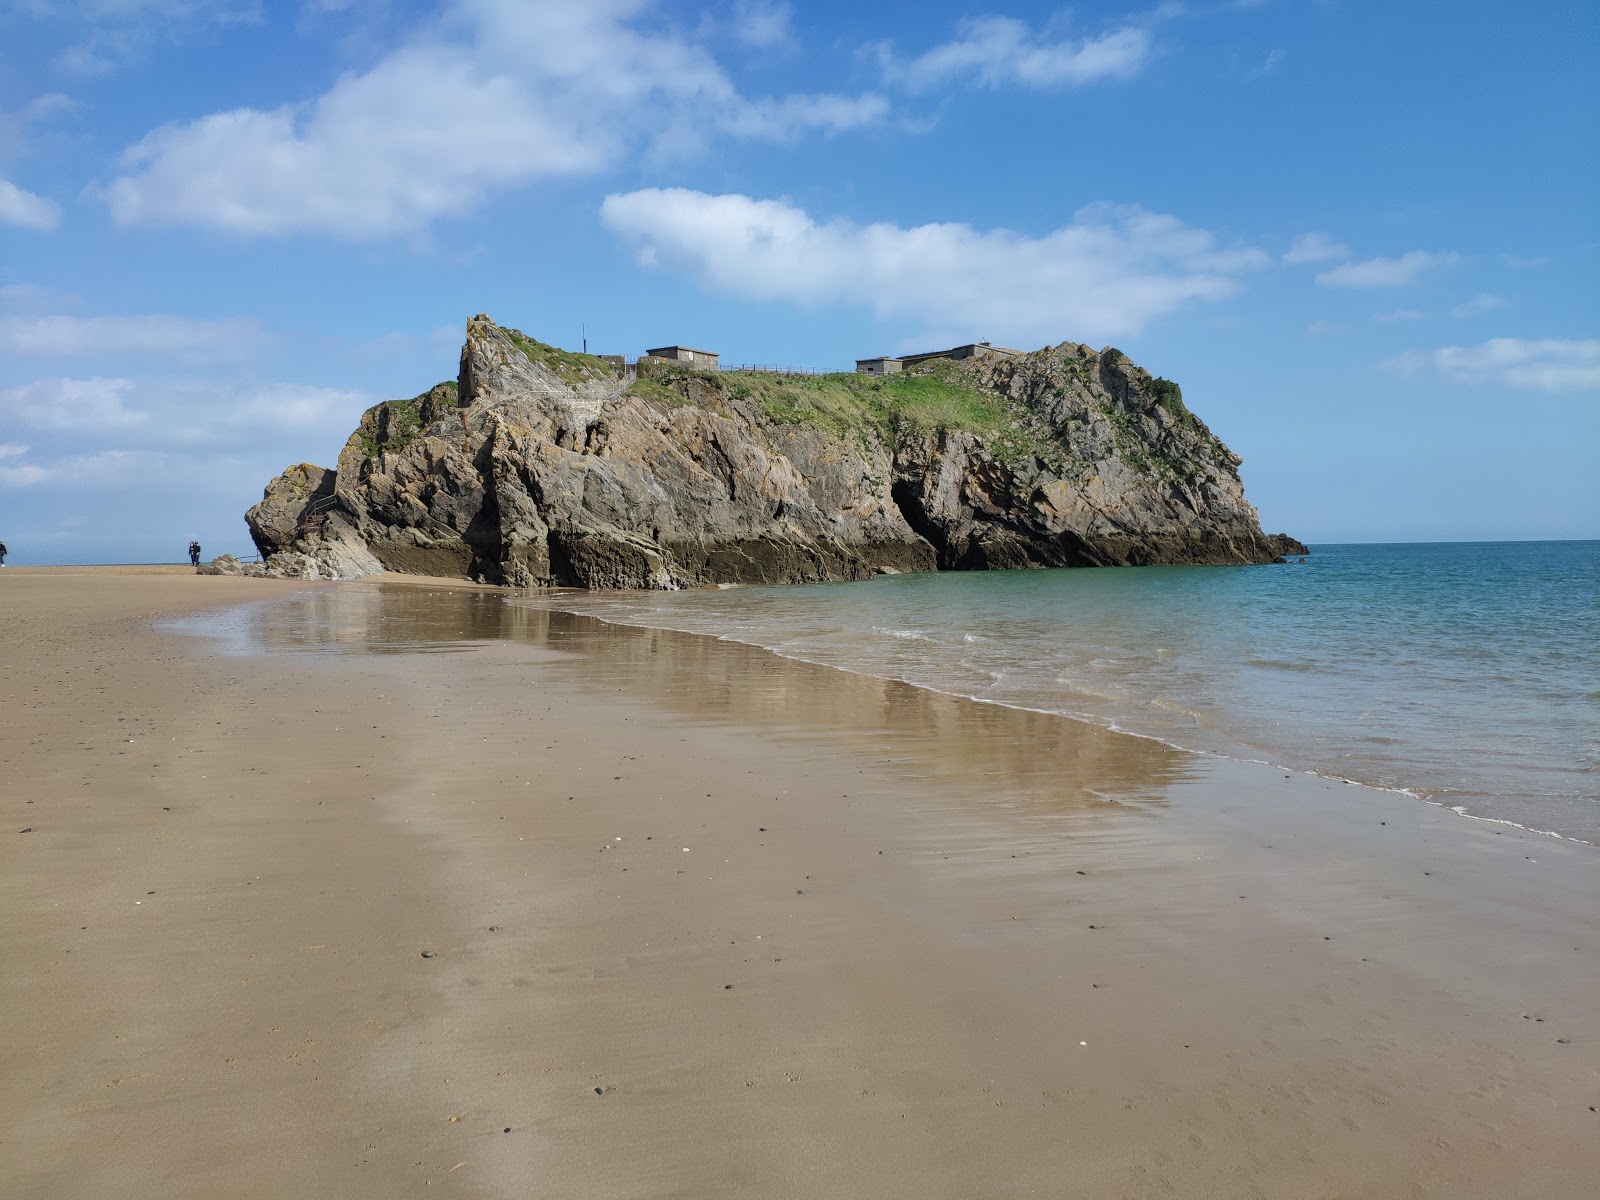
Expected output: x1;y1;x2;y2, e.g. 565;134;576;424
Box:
582;323;587;355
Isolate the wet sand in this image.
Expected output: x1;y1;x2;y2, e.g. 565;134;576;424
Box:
2;568;1596;1198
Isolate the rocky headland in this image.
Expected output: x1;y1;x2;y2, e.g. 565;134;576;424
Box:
226;315;1304;587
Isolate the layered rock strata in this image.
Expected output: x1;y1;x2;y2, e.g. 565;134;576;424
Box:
239;315;1305;586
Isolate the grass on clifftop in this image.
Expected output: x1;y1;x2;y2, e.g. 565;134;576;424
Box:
634;359;1054;460
503;327;617;385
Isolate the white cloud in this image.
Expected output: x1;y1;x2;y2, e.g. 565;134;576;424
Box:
886;16;1152;91
1373;293;1512;324
730;0;791;48
1283;232;1347;265
0;178;62;231
0;93;76;163
0;313;266;359
1;370;372;444
1449;292;1508;318
0;377;147;432
0;460;52;488
1316;250;1459;288
0;284;80;314
1244;48;1285;80
0;448;170;490
27;1;262;76
719;92;890;140
103;0;886;238
601;188;1269;343
208;382;373;435
1391;338;1600;394
0;442;29;460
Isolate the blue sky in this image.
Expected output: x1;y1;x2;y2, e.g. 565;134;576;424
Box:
1;0;1596;564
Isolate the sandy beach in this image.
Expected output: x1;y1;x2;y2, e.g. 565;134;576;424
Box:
2;568;1595;1199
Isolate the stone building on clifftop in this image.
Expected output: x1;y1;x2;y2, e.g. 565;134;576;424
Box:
857;341;1023;375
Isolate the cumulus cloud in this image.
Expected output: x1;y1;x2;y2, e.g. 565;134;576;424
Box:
1316;250;1459;288
0;313;266;359
1390;338;1600;393
0;178;62;231
601;188;1269;343
103;0;886;238
1282;232;1347;265
885;15;1152;91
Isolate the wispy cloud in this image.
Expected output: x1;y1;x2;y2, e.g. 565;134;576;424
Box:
102;0;886;238
729;0;792;48
1390;338;1600;393
0;178;62;231
1373;293;1510;324
1316;250;1459;288
1244;48;1285;80
1283;232;1347;265
23;0;262;76
0;377;147;432
0;313;266;360
883;15;1153;91
1449;292;1508;318
601;188;1269;344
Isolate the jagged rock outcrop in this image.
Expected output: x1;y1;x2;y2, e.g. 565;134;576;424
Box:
246;315;1301;587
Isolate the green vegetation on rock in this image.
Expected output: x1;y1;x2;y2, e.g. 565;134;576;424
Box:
356;393;427;459
634;360;1056;462
503;327;617;385
1146;376;1184;414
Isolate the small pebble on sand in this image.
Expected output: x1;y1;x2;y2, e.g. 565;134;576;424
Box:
420;950;435;959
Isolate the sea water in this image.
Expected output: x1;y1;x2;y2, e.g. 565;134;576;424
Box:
525;541;1599;843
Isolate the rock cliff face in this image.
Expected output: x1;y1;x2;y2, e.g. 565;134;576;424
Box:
242;315;1304;586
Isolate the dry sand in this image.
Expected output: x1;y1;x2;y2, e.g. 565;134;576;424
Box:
2;568;1595;1199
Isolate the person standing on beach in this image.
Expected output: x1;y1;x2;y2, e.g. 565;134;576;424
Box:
0;540;7;566
188;540;201;568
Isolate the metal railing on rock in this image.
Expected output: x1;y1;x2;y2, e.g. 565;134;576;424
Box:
297;494;340;534
719;364;835;377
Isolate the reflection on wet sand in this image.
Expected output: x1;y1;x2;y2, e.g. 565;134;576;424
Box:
219;579;1201;814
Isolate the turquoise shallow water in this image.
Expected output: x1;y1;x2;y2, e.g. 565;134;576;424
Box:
524;541;1600;842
